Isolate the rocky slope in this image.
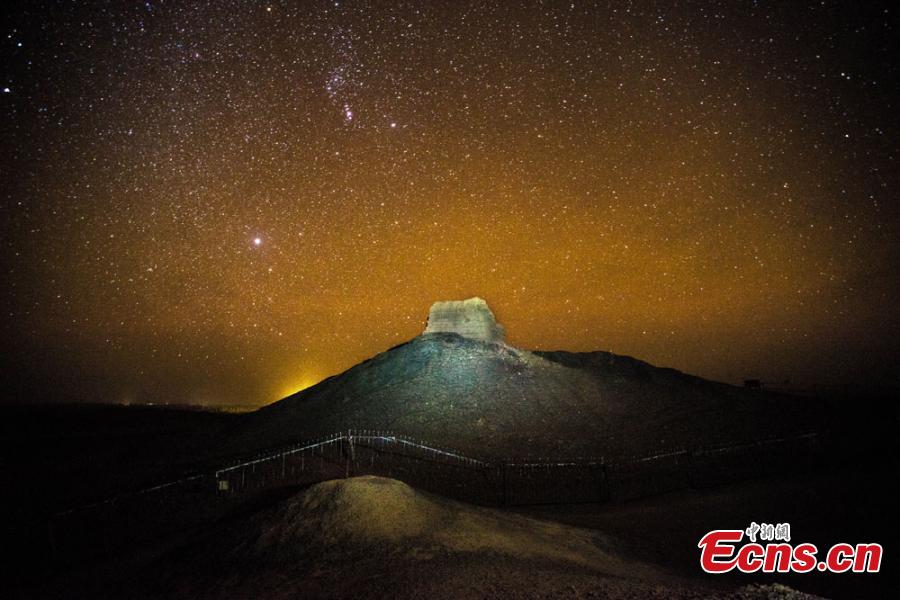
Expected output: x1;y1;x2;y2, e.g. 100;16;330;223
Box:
229;332;826;460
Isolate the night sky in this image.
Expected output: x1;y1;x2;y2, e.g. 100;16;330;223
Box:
2;1;897;407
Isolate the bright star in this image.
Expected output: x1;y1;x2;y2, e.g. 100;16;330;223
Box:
253;237;262;246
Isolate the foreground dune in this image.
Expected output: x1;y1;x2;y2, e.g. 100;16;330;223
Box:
132;476;820;599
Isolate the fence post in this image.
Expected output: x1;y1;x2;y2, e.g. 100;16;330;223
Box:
600;462;609;502
686;450;695;489
345;430;355;478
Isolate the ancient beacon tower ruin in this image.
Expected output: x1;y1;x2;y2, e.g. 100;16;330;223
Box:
424;297;505;343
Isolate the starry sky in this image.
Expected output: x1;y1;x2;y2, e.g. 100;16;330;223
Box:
2;1;897;407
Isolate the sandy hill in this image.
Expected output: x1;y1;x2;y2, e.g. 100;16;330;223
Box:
230;331;826;460
139;476;819;600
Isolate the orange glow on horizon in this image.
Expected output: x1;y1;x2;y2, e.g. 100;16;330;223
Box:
274;372;325;403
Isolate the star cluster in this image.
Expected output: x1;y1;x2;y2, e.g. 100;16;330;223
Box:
1;1;897;406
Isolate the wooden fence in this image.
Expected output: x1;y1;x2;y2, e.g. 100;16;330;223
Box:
41;429;825;562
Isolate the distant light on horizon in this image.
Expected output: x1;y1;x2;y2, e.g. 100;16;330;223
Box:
275;373;324;402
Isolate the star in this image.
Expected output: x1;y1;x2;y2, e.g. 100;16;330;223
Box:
1;0;895;407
